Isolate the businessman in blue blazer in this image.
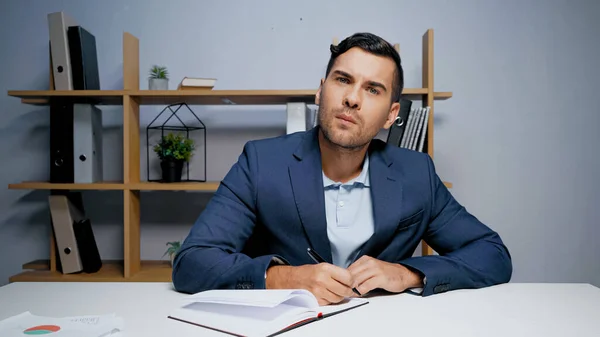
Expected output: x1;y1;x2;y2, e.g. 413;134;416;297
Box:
172;32;512;305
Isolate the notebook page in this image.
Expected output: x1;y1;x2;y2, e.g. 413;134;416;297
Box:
169;301;316;337
318;297;369;316
183;289;318;308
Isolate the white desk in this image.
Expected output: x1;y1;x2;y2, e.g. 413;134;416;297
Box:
1;282;599;336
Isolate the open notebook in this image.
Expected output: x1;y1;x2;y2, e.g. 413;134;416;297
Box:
167;289;369;337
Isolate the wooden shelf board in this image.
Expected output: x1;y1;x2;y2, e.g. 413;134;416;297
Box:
9;88;452;106
10;260;172;283
22;259;51;271
8;90;124;105
128;181;221;191
132;89;318;105
129;260;172;282
434;91;453;99
8;181;126;190
10;261;125;282
21;98;53;105
8;181;220;191
9;181;448;191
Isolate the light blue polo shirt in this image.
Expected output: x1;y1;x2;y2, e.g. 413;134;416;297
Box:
323;155;374;268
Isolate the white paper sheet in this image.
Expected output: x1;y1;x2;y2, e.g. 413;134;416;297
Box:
0;311;123;337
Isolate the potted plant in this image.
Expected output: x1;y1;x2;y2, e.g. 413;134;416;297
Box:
148;65;169;90
153;132;195;182
163;241;181;266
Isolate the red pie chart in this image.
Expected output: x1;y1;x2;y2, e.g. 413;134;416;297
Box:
23;325;61;335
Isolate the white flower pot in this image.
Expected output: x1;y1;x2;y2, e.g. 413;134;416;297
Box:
149;78;168;90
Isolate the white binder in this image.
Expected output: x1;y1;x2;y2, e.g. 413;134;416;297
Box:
48;11;78;90
73;104;103;183
48;195;85;274
286;103;316;134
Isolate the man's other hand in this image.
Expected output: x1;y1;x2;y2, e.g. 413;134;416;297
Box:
347;255;423;295
266;263;355;306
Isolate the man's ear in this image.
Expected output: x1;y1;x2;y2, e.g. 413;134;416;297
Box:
315;78;324;105
383;101;401;130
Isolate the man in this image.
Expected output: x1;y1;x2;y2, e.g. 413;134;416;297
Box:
172;32;512;305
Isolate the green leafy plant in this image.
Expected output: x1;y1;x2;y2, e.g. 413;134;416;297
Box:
163;241;181;259
149;65;169;79
153;133;195;162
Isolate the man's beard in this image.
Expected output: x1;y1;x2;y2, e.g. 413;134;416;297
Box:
317;104;371;151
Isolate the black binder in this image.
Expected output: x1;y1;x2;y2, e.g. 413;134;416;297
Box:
387;98;412;147
67;25;100;90
74;218;102;273
50;101;74;183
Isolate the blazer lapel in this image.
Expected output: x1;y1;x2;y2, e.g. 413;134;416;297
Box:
288;128;333;263
358;143;403;259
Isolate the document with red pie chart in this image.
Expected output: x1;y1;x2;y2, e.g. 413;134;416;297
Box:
0;311;123;337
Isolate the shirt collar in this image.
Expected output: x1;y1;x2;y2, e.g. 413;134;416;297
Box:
322;154;370;188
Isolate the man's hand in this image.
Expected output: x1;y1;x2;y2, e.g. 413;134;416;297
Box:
347;256;423;296
266;263;356;306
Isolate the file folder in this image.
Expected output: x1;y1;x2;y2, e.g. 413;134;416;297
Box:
48;194;85;274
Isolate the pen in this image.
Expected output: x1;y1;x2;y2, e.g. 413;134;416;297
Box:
306;247;362;296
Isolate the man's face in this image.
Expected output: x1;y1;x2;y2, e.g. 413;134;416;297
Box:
316;47;400;150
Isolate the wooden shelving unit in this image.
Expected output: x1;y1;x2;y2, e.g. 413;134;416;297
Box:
7;29;452;282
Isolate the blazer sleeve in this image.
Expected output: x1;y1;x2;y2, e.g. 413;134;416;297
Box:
399;155;513;296
171;141;287;294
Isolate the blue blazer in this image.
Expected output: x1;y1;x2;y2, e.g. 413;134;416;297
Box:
172;126;512;296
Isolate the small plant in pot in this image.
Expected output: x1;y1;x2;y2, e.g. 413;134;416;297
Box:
148;65;169;90
163;241;181;266
153;133;195;182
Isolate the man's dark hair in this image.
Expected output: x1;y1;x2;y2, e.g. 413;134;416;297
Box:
325;32;404;103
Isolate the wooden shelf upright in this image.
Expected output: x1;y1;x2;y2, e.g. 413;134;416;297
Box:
7;28;452;282
122;32;142;278
420;29;438;256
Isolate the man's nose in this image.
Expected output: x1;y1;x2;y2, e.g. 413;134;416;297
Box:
343;87;362;110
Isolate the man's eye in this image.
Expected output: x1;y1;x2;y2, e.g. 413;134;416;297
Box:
337;77;349;84
369;88;380;95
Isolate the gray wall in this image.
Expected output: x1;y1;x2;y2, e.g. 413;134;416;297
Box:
0;0;598;287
